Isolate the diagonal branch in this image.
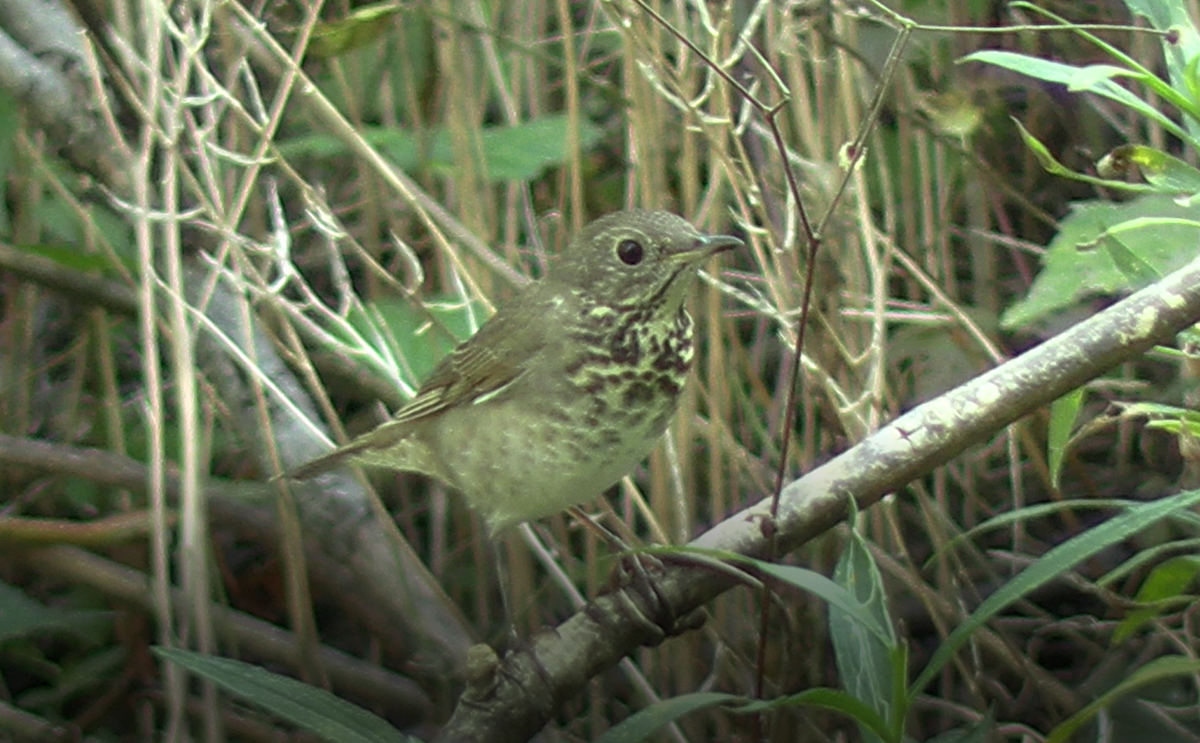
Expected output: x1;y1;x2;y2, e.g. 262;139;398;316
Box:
432;253;1200;742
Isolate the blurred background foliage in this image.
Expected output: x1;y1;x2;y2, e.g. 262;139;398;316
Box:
2;0;1200;740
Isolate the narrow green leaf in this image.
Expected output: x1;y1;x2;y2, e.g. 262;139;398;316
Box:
1123;0;1200;132
1067;64;1137;91
1112;555;1200;644
736;688;891;741
0;582;110;645
910;488;1200;697
592;693;743;743
0;85;15;234
752;561;895;647
649;547;896;649
1048;388;1085;490
16;243;112;273
308;2;402;58
924;714;995;743
153;648;413;743
1010;120;1155;192
831;523;897;743
1045;656;1200;743
963;51;1188;141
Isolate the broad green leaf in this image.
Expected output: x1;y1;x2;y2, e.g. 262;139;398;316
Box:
1001;194;1200;329
280;115;601;183
154;648;413;743
476;116;595;181
370;295;487;385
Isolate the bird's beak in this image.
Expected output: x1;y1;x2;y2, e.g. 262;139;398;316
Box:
670;233;743;264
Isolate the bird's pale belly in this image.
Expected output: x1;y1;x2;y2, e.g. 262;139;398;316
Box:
423;379;680;534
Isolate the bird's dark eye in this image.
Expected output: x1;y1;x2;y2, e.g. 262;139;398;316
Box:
616;239;644;265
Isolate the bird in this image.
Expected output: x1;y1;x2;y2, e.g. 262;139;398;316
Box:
286;209;742;537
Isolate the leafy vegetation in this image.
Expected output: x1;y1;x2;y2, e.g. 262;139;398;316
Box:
2;0;1200;741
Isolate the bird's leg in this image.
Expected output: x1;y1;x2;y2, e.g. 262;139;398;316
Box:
487;529;520;653
566;505;635;553
566;506;677;627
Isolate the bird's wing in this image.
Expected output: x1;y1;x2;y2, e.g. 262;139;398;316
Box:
283;290;559;481
389;288;558;425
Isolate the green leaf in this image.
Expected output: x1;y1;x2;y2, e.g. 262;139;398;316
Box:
910;488;1200;698
0;582;111;646
592;693;743;743
370;295;487;384
1112;555;1200;644
1047;388;1084;490
962;51;1187;141
280;115;601;183
1098;227;1164;286
154;648;414;743
17;243;113;273
0;85;15;236
736;688;892;741
308;2;402;58
31;196;136;268
1124;0;1200;135
1045;656;1200;743
647;547;896;648
751;561;895;648
1096;144;1200;193
1010;120;1156;192
924;714;995;743
831;520;897;743
1124;0;1188;35
1067;64;1138;91
17;646;126;712
1001;194;1200;329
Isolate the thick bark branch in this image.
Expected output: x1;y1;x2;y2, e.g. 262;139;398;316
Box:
432;255;1200;742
